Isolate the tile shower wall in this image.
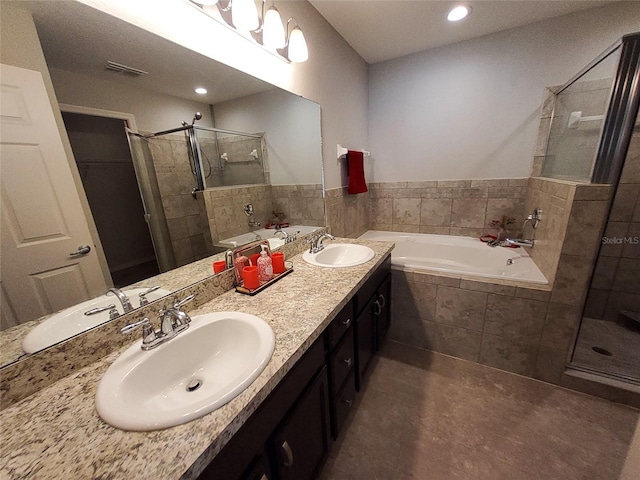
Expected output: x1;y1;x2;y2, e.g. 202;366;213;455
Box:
367;180;528;238
203;184;273;246
587;121;640;322
147;134;214;267
325;187;369;238
271;184;325;227
203;184;324;247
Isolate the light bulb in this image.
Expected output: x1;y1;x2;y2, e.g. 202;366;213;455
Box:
447;6;470;22
288;26;308;63
195;87;207;94
232;0;259;31
263;6;285;50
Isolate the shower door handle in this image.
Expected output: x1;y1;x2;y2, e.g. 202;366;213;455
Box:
69;245;91;257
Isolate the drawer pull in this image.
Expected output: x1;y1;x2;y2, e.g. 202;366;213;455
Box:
342;398;353;407
377;293;386;308
342;357;353;367
373;300;382;316
281;440;294;468
342;317;352;327
259;475;269;480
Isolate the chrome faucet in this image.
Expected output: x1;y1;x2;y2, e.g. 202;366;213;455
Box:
107;288;134;313
308;233;335;253
244;203;261;228
121;295;194;351
506;238;535;247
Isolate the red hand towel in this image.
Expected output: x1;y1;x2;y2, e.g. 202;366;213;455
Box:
347;150;368;194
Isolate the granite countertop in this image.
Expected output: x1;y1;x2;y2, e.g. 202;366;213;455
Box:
0;239;394;480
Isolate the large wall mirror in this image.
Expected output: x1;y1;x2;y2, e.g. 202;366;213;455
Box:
0;1;324;368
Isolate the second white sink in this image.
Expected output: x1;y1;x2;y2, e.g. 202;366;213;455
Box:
95;312;275;431
303;243;375;268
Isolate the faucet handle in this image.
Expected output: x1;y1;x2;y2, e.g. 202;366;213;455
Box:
138;285;161;306
121;317;157;346
173;294;195;310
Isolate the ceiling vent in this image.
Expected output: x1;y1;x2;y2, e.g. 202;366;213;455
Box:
105;61;148;77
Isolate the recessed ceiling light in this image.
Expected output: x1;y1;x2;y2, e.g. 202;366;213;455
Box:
447;6;471;22
195;87;207;95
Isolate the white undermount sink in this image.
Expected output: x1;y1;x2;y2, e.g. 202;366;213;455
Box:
95;312;275;431
303;243;375;268
22;288;172;354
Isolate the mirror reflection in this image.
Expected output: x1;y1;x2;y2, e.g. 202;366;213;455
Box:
0;1;324;366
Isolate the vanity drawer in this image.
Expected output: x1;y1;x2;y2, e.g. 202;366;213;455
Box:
326;300;354;350
330;327;355;392
332;371;356;438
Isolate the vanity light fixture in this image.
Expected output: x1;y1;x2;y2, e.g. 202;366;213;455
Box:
279;18;308;63
447;5;471;22
261;3;286;50
194;87;208;94
189;0;307;63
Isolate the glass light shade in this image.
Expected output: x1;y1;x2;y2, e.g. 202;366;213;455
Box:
288;26;308;63
447;6;470;22
192;0;219;4
232;0;260;31
263;6;285;50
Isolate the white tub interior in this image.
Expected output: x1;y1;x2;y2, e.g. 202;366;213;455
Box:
359;230;548;285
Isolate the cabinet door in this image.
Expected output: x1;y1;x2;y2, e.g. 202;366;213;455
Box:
273;368;330;480
375;274;392;350
356;294;376;390
241;454;272;480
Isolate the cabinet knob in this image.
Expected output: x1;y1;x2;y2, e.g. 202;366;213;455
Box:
281;440;294;468
342;398;353;407
342;317;352;327
259;475;269;480
342;357;353;367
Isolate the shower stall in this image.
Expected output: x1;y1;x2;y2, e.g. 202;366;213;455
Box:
540;33;640;386
126;120;267;272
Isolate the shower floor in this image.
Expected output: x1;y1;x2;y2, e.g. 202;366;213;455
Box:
572;317;640;380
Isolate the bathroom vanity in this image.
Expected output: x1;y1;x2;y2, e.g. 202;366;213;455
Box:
0;240;393;480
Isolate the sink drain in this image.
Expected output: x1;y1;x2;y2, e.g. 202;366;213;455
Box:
592;346;612;356
186;379;203;392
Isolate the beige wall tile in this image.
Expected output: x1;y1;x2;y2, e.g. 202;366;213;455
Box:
515;287;552;302
433;324;482;362
393;276;438;322
451;198;488;228
592;256;620;290
533;346;567;384
540;303;581;351
561;200;609;257
610;184;639;222
419;226;451;235
460;279;515;296
420;198;452;226
435;286;487;331
479;333;538;376
370;198;393;225
550;254;594;306
484;295;548;342
393;198;421;226
413;272;460;287
612;258;640;294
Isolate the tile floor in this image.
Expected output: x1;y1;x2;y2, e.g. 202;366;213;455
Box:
572;317;640;380
319;341;639;480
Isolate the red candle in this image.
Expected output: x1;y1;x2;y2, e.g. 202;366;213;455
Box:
242;266;260;290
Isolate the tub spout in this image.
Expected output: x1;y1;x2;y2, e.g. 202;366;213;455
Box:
506;238;534;248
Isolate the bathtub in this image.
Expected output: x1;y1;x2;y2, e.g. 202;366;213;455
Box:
358;230;548;285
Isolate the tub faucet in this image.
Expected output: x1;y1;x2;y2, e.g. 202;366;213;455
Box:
309;233;335;253
506;238;535;248
107;287;134;313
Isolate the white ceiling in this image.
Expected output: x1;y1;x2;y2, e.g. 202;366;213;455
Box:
308;0;612;64
28;1;274;105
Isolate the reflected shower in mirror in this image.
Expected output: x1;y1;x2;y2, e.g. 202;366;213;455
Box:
0;1;324;367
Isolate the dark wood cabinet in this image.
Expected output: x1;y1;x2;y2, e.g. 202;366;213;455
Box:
199;255;392;479
272;368;330;480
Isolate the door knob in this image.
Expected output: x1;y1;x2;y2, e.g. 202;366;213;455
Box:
69;245;91;257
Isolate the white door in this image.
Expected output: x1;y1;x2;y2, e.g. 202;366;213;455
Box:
1;64;107;325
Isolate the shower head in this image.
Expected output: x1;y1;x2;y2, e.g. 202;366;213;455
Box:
192;112;202;125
